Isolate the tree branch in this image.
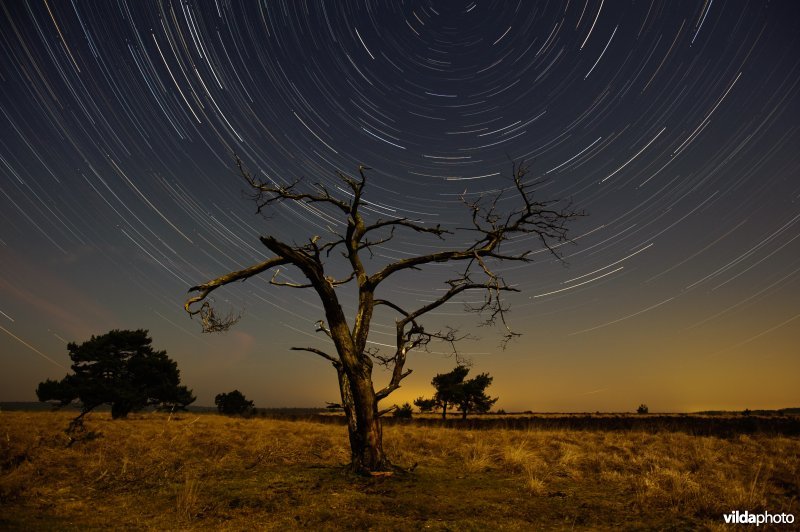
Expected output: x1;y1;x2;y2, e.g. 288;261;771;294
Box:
290;347;340;366
372;281;506;401
185;256;289;332
236;155;352;215
378;404;399;417
364;218;451;239
270;268;314;288
375;369;412;401
370;162;582;287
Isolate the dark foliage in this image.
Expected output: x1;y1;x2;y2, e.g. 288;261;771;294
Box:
215;390;255;416
457;372;498;419
419;366;498;419
431;366;470;419
392;402;413;419
413;397;437;413
637;404;649;414
36;329;195;419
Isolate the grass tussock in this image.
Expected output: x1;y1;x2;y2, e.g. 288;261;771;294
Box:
1;411;798;530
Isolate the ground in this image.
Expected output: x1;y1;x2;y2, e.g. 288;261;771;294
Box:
1;411;798;530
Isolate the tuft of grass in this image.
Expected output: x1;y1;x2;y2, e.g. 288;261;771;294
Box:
523;464;549;496
499;438;534;473
176;477;202;523
459;438;495;472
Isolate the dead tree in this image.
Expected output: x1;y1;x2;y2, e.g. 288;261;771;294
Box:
184;158;581;474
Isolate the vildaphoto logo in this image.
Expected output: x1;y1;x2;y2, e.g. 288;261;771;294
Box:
723;510;795;526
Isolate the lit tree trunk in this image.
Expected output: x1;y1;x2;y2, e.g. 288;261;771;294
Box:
346;368;387;472
335;364;388;472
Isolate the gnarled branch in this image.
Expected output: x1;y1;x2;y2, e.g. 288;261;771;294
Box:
370;162;582;287
290;347;339;366
236;155;352;215
185;256;289;332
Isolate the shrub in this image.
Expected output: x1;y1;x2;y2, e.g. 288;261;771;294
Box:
393;403;413;419
215;390;255;416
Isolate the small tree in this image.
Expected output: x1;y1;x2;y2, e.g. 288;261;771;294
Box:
413;397;437;413
392;403;413;419
418;366;498;419
431;366;470;419
215;390;255;416
455;372;498;419
637;404;649;414
36;329;195;420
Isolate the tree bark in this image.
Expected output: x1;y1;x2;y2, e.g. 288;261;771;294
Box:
339;365;389;473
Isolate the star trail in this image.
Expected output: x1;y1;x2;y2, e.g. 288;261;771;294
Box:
1;1;798;412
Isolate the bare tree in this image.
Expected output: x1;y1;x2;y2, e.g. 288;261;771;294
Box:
184;158;581;474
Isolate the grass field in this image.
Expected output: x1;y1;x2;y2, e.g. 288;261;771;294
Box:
1;411;798;530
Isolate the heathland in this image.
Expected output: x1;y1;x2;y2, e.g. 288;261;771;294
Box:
1;411;798;530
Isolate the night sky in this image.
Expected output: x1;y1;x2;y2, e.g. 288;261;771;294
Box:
1;1;798;412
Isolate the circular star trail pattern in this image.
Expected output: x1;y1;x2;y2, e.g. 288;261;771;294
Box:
1;1;798;411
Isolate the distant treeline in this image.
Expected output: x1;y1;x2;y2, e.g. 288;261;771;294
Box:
312;413;800;437
0;402;329;417
4;403;799;436
696;408;800;416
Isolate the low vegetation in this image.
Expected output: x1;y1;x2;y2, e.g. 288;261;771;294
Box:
215;390;255;417
415;365;498;419
1;411;798;529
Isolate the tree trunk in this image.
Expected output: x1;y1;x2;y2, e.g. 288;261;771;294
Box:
441;401;448;419
111;401;131;419
337;364;389;473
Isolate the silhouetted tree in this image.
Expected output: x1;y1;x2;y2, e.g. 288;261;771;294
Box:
392;403;413;419
36;329;195;420
637;404;649;414
185;159;581;473
431;365;470;419
215;390;255;416
455;372;498;419
419;366;497;419
413;397;437;413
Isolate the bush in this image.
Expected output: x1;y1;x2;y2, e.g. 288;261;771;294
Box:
215;390;255;416
393;403;413;419
637;404;649;415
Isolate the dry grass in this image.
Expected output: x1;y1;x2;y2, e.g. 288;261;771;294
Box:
1;411;798;530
